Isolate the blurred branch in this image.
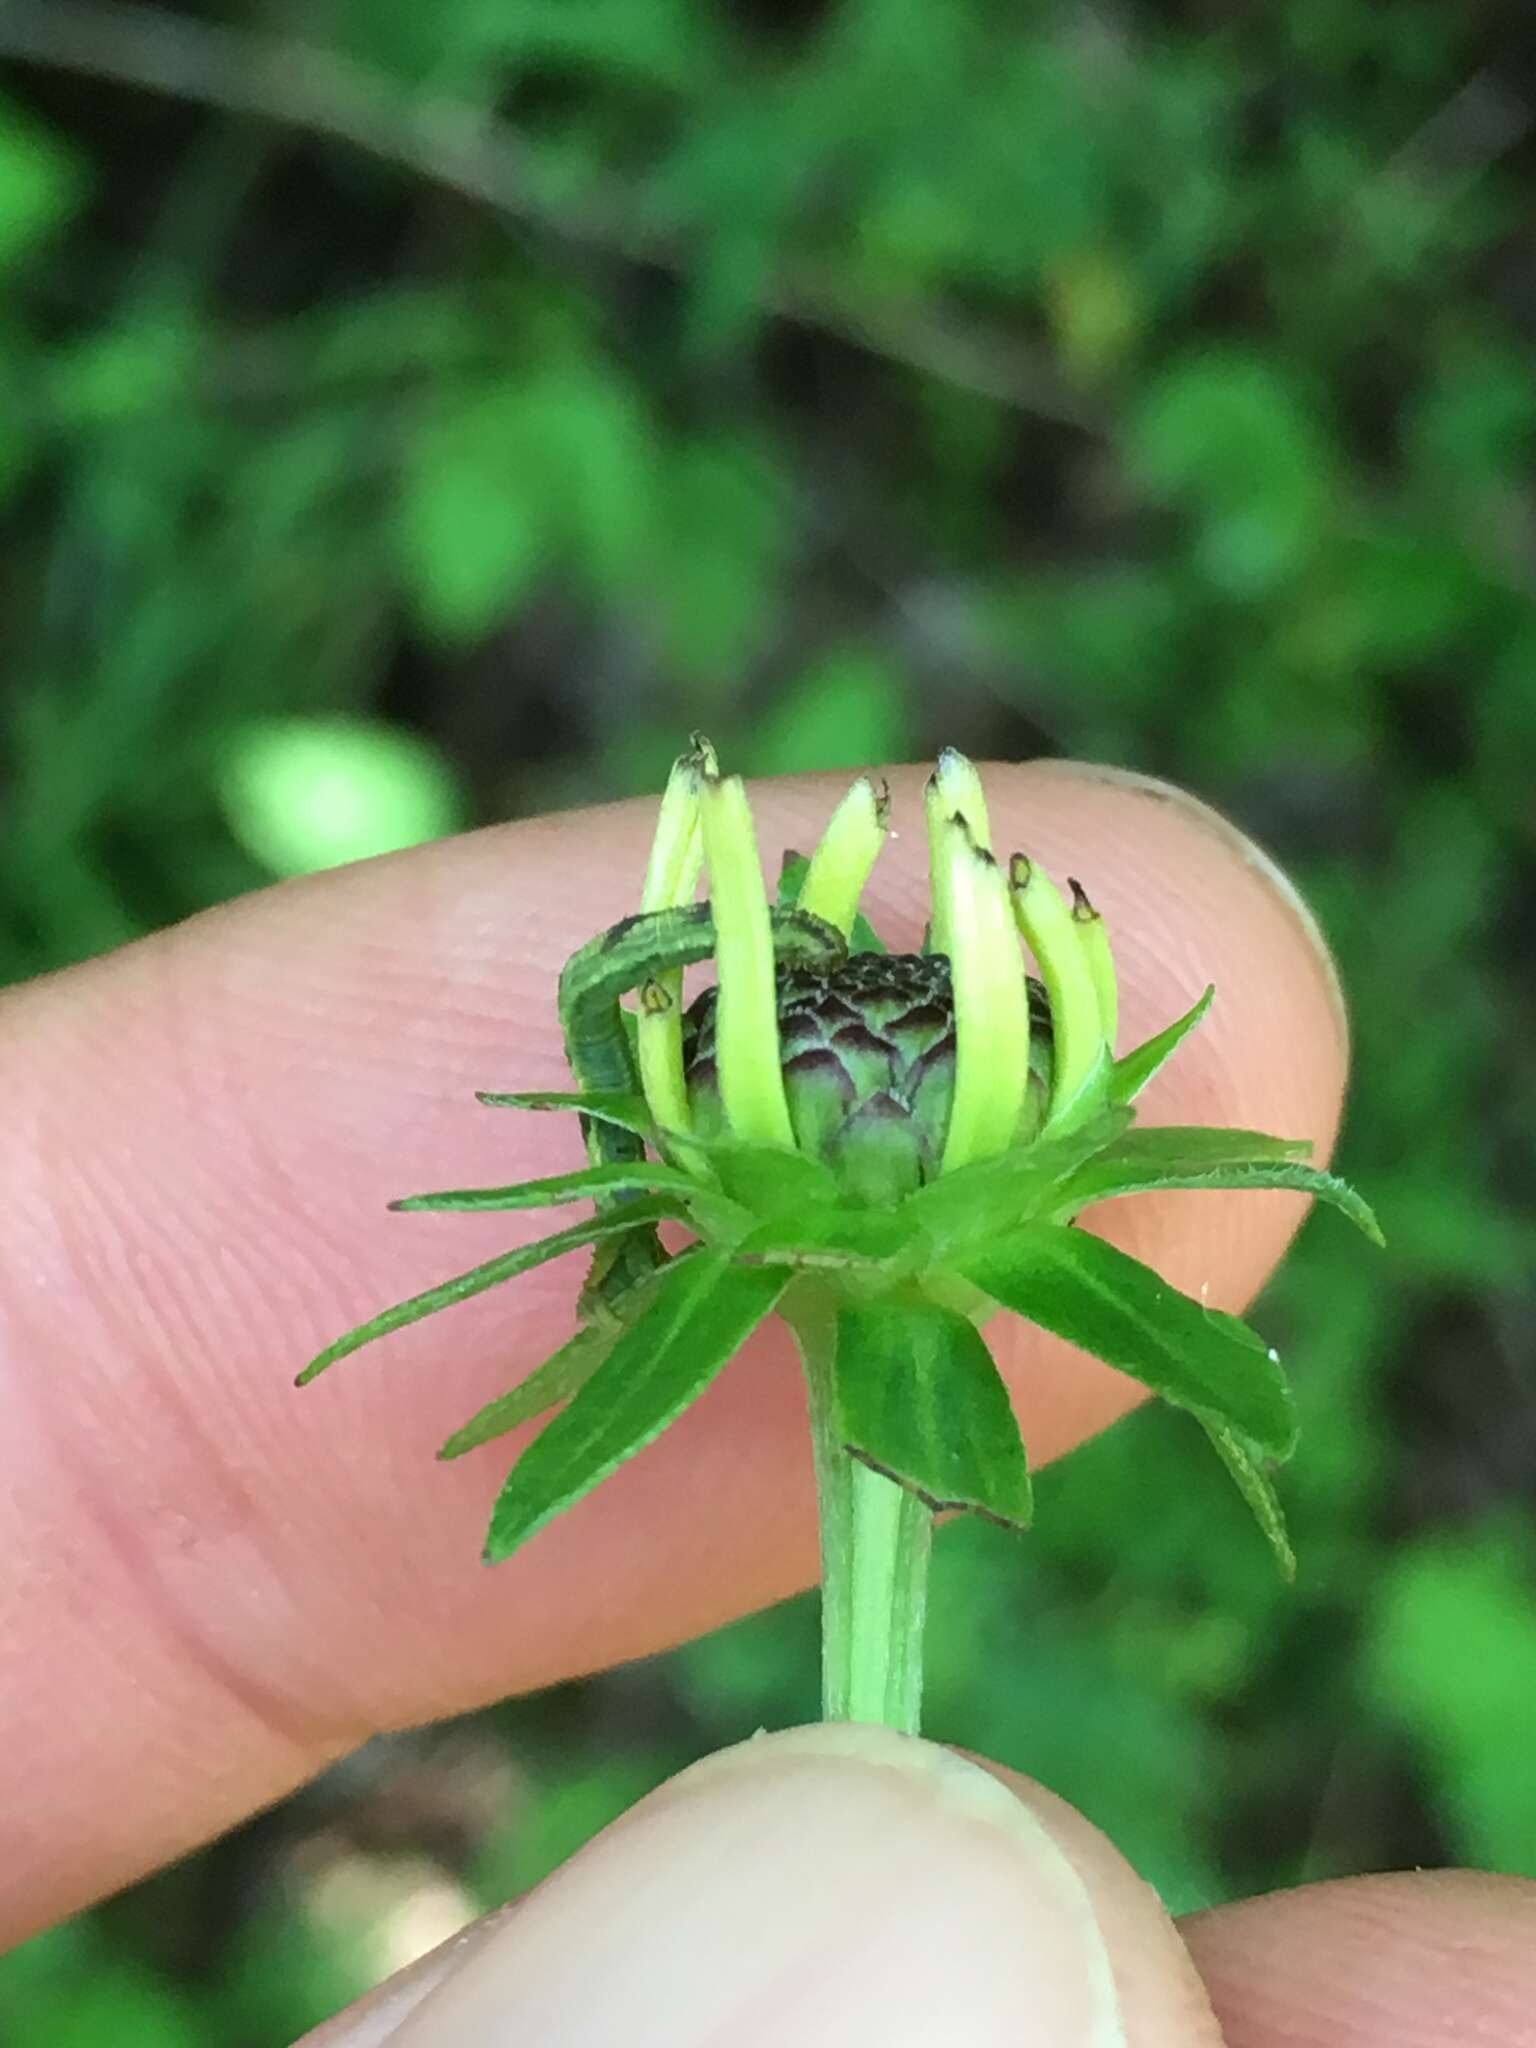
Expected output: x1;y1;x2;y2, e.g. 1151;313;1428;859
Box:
0;0;1097;429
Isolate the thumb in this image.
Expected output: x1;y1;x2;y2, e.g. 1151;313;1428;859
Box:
299;1724;1222;2046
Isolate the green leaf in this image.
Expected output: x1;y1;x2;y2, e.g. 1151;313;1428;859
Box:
661;1132;841;1216
1130;351;1333;595
904;1108;1132;1248
1089;1126;1313;1167
1055;1140;1384;1244
397;386;546;641
390;1159;718;1213
475;1088;655;1136
484;1251;789;1561
1367;1529;1536;1877
297;1196;690;1384
439;1249;712;1459
439;1324;615;1459
735;1204;922;1271
219;715;462;876
1110;987;1214;1102
749;646;910;780
834;1298;1032;1527
959;1224;1296;1454
1196;1416;1296;1580
776;848;887;954
0;95;86;272
1048;1043;1115;1135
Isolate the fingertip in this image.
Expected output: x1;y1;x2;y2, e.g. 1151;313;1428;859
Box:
1183;1871;1536;2047
379;1726;1220;2046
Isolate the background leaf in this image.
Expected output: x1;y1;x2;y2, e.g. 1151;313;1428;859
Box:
217;716;463;875
0;93;85;271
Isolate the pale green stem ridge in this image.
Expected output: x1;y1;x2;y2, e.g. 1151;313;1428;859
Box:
700;774;795;1146
790;1291;932;1734
798;776;890;938
845;1458;931;1728
1011;854;1106;1124
940;818;1031;1173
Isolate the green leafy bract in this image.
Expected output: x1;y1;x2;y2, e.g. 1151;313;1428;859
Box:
439;1323;615;1460
1109;986;1214;1103
1197;1414;1297;1580
475;1087;655;1134
1047;1044;1114;1136
1081;1125;1313;1167
735;1204;921;1271
296;1196;691;1385
959;1222;1297;1455
657;1128;843;1216
903;1107;1131;1248
484;1250;789;1561
1054;1133;1383;1243
833;1298;1032;1527
390;1158;724;1213
439;1249;711;1460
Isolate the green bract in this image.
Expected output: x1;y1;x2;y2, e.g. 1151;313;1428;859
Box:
301;739;1380;1647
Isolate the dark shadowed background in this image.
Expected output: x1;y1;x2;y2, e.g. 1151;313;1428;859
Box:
1;2;1534;2039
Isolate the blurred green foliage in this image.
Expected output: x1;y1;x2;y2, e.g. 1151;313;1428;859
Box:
1;0;1534;2039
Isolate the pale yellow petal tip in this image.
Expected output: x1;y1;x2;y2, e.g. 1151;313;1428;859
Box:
686;731;720;778
927;748;992;849
1008;852;1108;1119
940;811;1030;1175
700;773;794;1146
1067;877;1119;1050
799;775;891;939
642;744;714;914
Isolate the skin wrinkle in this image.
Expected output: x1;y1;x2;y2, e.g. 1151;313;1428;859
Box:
0;763;1350;1941
7;1180;353;1769
1;975;423;1782
1185;1874;1536;2048
385;1732;1202;2047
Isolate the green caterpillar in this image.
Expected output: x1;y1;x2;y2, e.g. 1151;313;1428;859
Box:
557;899;846;1322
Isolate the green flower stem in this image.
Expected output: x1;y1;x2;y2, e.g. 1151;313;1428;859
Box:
789;1289;933;1734
844;1457;931;1728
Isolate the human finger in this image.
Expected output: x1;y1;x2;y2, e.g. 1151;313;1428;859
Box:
1182;1870;1536;2046
298;1725;1225;2046
0;759;1348;1939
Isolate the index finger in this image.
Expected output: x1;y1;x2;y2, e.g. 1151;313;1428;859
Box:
0;759;1348;1941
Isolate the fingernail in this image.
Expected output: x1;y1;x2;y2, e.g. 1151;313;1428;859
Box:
1034;759;1349;1050
381;1724;1130;2046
